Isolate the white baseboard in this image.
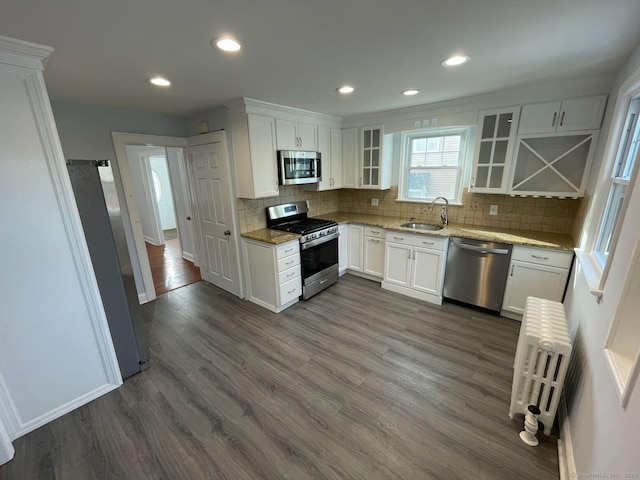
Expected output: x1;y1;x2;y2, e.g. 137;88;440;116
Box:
0;417;14;465
182;251;194;263
557;396;577;480
138;292;150;304
11;382;120;440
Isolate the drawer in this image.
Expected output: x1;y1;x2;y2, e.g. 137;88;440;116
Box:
278;264;301;284
511;245;573;268
386;231;447;251
276;242;299;260
279;277;302;305
277;253;300;272
364;226;385;238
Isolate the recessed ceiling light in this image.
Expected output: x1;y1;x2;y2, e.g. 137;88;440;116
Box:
336;85;355;94
149;77;171;87
441;54;470;67
402;89;421;96
214;37;241;52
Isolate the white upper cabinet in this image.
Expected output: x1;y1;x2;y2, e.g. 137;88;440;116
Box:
518;94;607;135
341;127;359;189
305;126;342;191
276;118;317;150
470;107;521;193
230;112;279;199
359;125;391;190
509;131;598;198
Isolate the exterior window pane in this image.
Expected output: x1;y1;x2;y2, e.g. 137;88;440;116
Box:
401;130;467;202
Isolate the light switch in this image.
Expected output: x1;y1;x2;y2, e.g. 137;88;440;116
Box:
489;205;498;215
371;198;379;206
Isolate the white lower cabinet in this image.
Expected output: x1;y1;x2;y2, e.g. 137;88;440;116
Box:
382;232;447;304
501;245;573;319
243;239;302;313
347;224;364;271
363;226;385;278
338;224;348;276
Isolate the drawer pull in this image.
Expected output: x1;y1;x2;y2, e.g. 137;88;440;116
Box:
423;241;434;246
511;265;515;276
369;238;380;243
285;260;295;265
287;288;296;294
286;271;295;277
394;236;404;241
284;248;294;253
531;254;549;260
370;230;380;234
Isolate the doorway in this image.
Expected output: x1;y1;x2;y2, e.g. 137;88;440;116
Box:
124;144;201;296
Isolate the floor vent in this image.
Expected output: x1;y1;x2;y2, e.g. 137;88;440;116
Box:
509;297;572;435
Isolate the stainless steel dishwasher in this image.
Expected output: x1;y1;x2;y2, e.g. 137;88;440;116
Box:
443;237;513;312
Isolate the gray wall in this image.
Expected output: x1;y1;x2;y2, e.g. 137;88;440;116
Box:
51;102;188;295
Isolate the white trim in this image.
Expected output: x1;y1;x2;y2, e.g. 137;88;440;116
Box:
111;133;188;304
182;251;195;262
26;71;122;388
557;396;576;480
0;413;14;465
0;35;53;71
0;372;20;439
138;292;149;304
573;249;604;298
11;383;119;439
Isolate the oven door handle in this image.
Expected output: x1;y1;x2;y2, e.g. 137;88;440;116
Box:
301;232;340;250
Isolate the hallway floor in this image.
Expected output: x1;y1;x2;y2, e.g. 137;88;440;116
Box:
145;238;201;295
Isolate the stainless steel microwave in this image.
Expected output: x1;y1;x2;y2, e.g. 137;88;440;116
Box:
277;150;321;185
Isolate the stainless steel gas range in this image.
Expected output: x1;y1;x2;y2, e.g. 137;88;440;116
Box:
267;202;339;299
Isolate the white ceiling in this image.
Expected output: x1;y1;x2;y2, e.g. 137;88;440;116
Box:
2;0;640;118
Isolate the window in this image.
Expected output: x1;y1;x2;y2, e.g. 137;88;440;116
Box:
398;128;470;203
593;98;640;267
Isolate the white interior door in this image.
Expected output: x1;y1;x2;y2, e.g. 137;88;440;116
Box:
189;142;241;297
149;155;177;230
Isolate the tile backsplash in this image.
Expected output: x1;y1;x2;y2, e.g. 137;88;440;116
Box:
238;185;581;236
338;187;581;235
237;186;339;232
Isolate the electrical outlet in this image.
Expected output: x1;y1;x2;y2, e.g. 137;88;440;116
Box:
489;205;498;215
371;198;379;206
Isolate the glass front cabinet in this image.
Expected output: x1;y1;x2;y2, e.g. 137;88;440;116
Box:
470;107;521;193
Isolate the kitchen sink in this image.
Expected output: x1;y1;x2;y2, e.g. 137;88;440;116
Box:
399;222;444;231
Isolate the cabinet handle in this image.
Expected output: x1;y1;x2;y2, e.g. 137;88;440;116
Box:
510;265;515;276
286;271;295;277
370;230;380;234
287;288;296;294
394;236;404;241
284;247;294;253
408;250;411;259
423;241;434;246
359;176;362;187
551;112;557;128
285;260;295;265
412;250;416;260
559;111;565;127
470;177;475;188
368;238;380;243
531;254;549;260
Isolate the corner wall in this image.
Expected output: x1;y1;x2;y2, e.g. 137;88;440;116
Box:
562;41;640;476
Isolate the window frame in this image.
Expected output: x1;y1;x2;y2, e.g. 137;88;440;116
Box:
397;126;472;204
576;72;640;298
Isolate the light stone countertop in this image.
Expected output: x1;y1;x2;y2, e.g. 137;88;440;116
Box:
241;211;575;250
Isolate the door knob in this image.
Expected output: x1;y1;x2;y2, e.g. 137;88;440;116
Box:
224;230;231;236
186;216;191;221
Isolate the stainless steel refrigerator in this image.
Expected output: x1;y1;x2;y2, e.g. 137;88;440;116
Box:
66;159;150;379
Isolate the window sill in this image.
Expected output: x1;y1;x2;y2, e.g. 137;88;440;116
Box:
395;198;463;207
574;248;604;298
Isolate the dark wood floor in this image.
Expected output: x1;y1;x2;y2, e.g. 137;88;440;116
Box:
145;238;201;295
1;275;559;480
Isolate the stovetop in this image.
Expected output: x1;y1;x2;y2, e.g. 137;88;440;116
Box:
270;217;337;235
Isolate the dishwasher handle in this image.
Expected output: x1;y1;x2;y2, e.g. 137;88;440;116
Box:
451;240;510;255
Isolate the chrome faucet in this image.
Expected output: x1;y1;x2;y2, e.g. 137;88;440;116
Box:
429;196;449;225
